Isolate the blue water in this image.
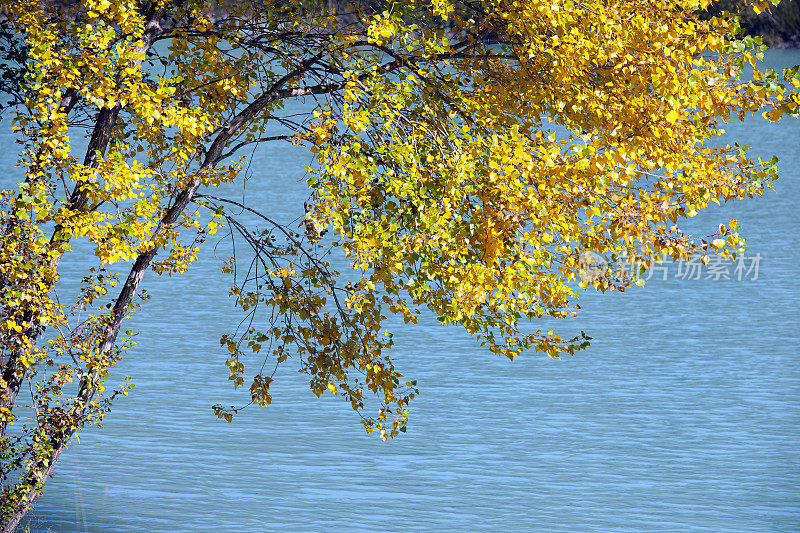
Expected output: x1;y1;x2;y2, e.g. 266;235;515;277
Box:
5;50;799;532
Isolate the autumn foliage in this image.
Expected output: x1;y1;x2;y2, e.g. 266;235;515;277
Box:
0;0;798;528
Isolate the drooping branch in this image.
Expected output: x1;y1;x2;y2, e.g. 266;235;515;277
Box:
0;40;336;529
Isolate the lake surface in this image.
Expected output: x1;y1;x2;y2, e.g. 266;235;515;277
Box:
4;50;799;532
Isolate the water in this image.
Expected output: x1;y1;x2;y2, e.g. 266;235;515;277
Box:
5;50;799;532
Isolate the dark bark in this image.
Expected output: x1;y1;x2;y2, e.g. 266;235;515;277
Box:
0;8;491;527
0;4;166;440
0;5;167;530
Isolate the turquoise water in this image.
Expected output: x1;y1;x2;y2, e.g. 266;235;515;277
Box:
5;50;799;532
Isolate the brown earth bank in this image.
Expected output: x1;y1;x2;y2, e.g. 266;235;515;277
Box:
708;0;800;48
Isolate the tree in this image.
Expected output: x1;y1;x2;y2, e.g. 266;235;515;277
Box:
0;0;797;529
